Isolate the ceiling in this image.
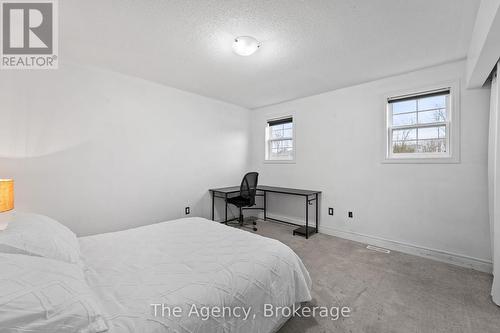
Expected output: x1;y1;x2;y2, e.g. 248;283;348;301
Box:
62;0;480;109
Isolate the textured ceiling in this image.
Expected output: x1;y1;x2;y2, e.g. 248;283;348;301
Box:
62;0;480;109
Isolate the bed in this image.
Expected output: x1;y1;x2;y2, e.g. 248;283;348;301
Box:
0;213;312;333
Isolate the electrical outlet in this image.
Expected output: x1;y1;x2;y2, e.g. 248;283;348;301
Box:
328;208;334;215
348;211;353;218
185;207;190;215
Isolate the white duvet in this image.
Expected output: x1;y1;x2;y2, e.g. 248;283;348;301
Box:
79;217;312;333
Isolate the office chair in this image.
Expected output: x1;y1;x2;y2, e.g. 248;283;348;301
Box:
227;172;259;231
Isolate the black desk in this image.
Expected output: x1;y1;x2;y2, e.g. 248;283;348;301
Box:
209;185;321;239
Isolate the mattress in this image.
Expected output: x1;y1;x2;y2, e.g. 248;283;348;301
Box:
79;217;312;333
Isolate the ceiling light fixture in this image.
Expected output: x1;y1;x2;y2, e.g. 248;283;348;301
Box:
232;36;261;56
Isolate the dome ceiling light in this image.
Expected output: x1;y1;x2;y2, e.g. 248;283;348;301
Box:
232;36;261;56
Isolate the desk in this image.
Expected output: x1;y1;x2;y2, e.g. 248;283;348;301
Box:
209;185;321;239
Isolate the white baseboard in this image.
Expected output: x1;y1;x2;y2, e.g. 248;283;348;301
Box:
261;213;492;274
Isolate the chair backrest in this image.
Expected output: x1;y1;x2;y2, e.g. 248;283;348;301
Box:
240;172;259;206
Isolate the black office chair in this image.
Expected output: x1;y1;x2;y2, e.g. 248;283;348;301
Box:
227;172;259;231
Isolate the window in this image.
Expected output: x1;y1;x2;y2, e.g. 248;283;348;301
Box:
386;88;456;161
265;117;294;161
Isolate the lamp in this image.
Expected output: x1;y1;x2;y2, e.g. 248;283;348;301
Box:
232;36;261;56
0;179;14;230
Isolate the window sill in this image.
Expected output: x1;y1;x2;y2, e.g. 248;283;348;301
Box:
263;159;296;164
382;155;459;164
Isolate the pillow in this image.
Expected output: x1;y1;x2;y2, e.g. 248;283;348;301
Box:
0;213;81;264
0;253;108;333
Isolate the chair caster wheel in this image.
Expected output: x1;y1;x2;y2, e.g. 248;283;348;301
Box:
253;228;257;231
252;221;257;225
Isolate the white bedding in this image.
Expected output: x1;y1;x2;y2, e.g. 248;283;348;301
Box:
79;217;312;333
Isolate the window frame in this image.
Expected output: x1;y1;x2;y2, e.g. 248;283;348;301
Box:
383;81;460;164
264;116;296;163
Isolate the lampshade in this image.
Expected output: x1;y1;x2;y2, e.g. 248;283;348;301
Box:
0;179;14;213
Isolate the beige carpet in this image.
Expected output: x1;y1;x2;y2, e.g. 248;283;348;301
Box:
250;220;500;333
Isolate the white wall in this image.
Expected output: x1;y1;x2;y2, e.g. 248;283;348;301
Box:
250;60;492;269
488;64;500;303
0;63;250;236
0;59;493;271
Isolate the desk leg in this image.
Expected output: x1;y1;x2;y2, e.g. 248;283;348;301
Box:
224;193;228;223
305;196;309;239
264;191;267;221
211;192;215;221
315;193;318;233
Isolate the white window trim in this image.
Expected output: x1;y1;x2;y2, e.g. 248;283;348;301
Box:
382;80;460;164
264;115;296;164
